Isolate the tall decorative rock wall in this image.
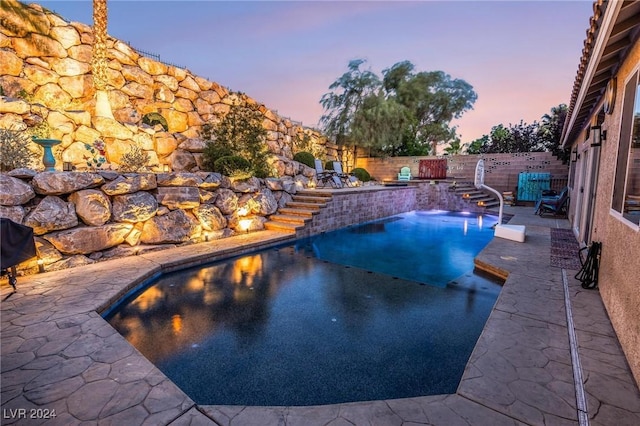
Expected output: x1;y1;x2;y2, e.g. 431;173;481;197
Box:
0;0;326;173
0;1;330;277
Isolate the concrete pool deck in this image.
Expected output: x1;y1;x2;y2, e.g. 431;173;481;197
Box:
1;206;639;425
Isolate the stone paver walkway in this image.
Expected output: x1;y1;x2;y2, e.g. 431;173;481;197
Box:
1;208;639;425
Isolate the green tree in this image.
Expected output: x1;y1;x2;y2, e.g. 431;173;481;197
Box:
319;59;477;158
381;62;477;154
468;104;568;157
350;92;412;157
466;135;488;154
539;104;569;162
443;137;467;155
475;121;543;154
319;59;380;149
203;95;270;178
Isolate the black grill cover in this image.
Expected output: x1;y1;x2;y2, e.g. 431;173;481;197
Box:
1;218;37;269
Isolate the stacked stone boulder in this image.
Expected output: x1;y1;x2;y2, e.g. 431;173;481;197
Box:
0;0;326;174
0;169;307;274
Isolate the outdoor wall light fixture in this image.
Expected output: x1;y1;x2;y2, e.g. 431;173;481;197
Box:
591;125;604;147
571;150;578;162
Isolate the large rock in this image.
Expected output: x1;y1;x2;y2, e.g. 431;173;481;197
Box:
192;204;227;231
214;188;238;215
24;195;78;235
156;172;202;187
140;209;200;244
264;178;283;191
178;138;206;153
31;172;104;195
101;173;157;195
230;177;261;193
252;188;278;215
198;188;217;204
93;116;134;139
112;191;158;223
0;205;25;223
0;174;35;205
168;149;197;172
156;186;200;210
68;189;112;226
43;223;133;255
198;172;223;189
277;191;293;209
228;215;266;232
34;237;63;266
46;255;95;271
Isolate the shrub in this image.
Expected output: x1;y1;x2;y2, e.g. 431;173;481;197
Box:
214;155;252;178
325;160;334;171
202;95;272;178
351;167;371;182
119;144;150;173
293;151;315;168
202;141;233;171
0;128;37;172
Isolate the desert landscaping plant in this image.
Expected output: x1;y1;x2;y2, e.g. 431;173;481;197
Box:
119;144;150;172
0;127;37;171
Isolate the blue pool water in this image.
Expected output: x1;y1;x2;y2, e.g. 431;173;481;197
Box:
106;211;501;406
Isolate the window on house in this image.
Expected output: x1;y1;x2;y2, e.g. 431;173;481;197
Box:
611;71;640;226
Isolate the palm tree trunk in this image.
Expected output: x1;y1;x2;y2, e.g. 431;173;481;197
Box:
92;0;114;119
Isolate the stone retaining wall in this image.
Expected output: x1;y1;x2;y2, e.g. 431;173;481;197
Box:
1;168;302;275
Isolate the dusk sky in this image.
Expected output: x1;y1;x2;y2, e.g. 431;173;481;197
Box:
35;1;594;144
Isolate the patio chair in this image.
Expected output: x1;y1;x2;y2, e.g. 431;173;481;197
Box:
332;161;355;187
314;159;339;188
535;186;567;214
398;167;412;181
537;187;569;216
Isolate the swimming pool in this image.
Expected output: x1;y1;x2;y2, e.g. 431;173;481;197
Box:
106;211;501;406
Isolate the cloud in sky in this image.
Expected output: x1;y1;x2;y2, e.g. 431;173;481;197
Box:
36;0;594;143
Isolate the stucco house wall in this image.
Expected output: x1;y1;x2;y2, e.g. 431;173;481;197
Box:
565;21;640;387
590;39;640;387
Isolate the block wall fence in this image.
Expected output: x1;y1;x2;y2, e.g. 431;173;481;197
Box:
356;152;569;195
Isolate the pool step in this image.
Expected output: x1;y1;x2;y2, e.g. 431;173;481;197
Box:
268;214;313;224
264;221;305;232
291;195;329;205
454;182;500;209
265;191;334;233
285;201;324;210
277;207;317;217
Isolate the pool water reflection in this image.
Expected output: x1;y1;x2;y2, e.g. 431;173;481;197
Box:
106;211;502;406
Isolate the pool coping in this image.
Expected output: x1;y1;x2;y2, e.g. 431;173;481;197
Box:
1;208;639;425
